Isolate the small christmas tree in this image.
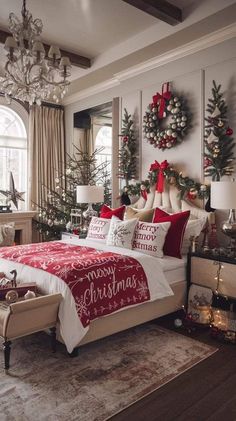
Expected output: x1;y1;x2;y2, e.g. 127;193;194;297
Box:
118;108;137;186
204;80;235;180
34;146;111;240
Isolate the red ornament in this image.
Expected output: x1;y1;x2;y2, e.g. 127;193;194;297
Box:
226;127;233;136
187;190;197;201
204;157;212;168
122;136;128;143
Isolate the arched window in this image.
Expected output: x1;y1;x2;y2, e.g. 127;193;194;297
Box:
0;105;27;210
94;125;112;174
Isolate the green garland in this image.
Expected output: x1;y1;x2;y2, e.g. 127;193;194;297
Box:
125;161;209;201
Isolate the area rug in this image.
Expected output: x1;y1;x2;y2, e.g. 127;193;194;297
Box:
0;324;217;421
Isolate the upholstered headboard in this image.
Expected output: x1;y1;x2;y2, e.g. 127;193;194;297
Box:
131;180;215;224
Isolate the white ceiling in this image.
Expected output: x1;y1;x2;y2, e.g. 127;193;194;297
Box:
0;0;235;83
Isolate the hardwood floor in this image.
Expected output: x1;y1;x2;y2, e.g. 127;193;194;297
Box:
111;313;236;421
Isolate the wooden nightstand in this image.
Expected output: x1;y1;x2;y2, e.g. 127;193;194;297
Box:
187;252;236;302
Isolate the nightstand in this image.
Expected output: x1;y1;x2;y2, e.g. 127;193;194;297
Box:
187;252;236;303
61;231;87;241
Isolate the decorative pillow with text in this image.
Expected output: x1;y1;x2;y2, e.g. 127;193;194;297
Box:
87;217;111;243
133;221;171;258
106;216;137;249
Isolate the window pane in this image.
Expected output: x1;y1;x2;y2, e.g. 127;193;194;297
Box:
0;106;27;211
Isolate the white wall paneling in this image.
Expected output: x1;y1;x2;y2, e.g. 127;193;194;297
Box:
65;37;236;203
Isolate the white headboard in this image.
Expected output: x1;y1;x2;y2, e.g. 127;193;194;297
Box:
131;180;215;224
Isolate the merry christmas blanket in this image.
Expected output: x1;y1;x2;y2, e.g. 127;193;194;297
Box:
0;239;173;352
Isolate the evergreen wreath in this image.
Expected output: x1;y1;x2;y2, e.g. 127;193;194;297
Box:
143;82;190;150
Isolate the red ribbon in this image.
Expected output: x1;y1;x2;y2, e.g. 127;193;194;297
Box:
152;82;171;119
141;188;147;201
149;160;169;193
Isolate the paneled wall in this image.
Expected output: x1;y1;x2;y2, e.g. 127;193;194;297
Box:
65;38;236;209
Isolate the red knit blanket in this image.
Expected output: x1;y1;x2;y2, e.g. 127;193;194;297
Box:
0;242;150;327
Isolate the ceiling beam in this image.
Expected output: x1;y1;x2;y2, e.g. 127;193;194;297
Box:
0;28;91;69
122;0;182;25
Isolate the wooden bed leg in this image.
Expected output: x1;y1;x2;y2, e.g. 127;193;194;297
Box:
68;347;79;358
50;327;57;353
3;340;11;370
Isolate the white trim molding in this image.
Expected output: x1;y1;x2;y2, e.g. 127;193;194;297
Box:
114;24;236;82
63;78;120;106
63;23;236;106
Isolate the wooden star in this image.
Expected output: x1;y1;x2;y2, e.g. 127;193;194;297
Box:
0;172;25;210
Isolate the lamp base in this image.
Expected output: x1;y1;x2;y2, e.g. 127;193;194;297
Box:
222;209;236;256
81;204;98;234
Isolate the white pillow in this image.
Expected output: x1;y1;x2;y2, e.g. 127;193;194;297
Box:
0;223;15;247
87;217;111;243
133;221;171;258
106;216;137;249
182;217;207;254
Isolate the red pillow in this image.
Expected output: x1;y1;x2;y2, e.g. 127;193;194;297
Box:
100;204;125;220
153;208;190;259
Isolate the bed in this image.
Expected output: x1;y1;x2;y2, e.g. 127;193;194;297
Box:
0;183;212;354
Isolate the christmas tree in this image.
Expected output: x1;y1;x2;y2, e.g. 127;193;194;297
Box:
118;108;137;186
204;80;235;180
34;146;111;240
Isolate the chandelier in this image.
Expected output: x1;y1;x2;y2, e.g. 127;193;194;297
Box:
0;0;71;105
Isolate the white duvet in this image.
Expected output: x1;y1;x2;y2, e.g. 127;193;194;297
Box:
0;238;173;352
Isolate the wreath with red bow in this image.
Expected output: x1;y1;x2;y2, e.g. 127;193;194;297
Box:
143;82;190;150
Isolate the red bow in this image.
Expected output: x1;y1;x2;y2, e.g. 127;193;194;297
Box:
152;82;171;119
149;160;169;193
141;188;147;201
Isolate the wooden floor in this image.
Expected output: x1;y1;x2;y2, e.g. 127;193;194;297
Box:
111;313;236;421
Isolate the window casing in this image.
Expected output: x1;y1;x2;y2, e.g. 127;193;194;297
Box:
0;105;27;210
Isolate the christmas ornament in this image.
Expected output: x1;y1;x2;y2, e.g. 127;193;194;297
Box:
226;127;233;136
0;172;25;209
143;82;190;151
174;318;183;328
218;119;224;128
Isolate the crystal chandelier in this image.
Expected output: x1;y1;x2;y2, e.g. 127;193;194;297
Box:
0;0;71;105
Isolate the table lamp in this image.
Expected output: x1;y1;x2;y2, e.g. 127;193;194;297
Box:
211;181;236;251
76;185;104;232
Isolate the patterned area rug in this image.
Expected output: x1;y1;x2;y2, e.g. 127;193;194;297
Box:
0;324;217;421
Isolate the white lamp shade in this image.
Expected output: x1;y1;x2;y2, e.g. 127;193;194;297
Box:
76;185;104;204
211;181;236;209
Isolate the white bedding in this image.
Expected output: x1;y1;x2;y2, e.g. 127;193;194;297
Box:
157;255;187;285
0;239;176;352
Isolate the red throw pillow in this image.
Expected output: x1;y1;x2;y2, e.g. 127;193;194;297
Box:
153;208;190;258
100;204;126;220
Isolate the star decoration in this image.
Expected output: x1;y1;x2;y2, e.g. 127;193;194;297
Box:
0;172;25;210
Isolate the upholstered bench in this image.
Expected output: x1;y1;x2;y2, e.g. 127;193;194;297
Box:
0;293;62;370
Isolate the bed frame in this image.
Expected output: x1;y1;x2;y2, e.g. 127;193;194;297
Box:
79;280;186;346
74;182;213;349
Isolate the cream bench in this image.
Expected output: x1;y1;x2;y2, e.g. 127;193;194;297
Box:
0;293;62;370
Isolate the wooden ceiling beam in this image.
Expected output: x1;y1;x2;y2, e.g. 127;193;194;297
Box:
0;28;91;69
122;0;182;26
